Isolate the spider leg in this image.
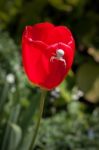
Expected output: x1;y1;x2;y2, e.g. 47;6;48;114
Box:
60;58;66;67
50;56;55;62
63;59;66;67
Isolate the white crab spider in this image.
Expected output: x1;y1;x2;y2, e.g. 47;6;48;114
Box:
50;49;66;67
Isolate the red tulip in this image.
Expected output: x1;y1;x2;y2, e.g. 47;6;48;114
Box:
22;22;75;90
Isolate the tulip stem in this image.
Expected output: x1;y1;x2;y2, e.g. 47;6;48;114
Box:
29;89;46;150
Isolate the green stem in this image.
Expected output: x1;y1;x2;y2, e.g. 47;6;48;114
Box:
29;89;46;150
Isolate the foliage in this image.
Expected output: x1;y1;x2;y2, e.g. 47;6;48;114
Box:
36;106;99;150
0;0;99;150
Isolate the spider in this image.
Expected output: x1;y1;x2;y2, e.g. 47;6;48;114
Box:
50;49;66;67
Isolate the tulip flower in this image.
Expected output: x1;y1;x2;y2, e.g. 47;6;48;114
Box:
22;22;75;150
22;22;75;90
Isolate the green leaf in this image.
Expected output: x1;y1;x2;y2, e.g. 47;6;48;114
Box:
18;92;43;150
20;93;41;131
49;0;73;12
1;105;21;150
8;123;22;150
76;62;99;103
0;82;9;113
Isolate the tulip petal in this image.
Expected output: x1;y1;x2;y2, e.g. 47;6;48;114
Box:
22;38;50;85
42;43;74;89
32;22;54;41
45;26;75;50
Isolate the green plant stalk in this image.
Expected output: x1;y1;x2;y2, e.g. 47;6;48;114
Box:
29;89;46;150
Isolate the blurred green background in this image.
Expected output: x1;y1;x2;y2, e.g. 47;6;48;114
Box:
0;0;99;150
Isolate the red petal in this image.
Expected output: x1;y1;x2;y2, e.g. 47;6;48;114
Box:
24;22;54;42
22;37;50;85
41;43;74;89
23;23;75;52
45;26;75;50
